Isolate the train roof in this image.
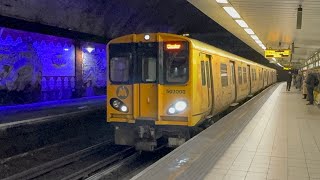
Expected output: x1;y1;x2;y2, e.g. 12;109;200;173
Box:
186;36;274;70
108;33;275;71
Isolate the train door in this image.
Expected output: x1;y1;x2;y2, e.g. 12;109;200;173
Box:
230;61;236;102
266;71;269;85
206;55;213;110
247;65;252;94
137;44;158;119
200;54;209;112
262;69;265;87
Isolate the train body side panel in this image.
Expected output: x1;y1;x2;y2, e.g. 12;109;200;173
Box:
190;49;211;126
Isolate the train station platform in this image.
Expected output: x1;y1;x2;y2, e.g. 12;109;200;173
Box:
0;96;108;159
132;83;320;180
0;96;106;127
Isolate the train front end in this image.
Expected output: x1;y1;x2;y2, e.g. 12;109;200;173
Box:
107;33;192;151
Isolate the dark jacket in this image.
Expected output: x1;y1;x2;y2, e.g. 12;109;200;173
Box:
287;73;292;83
306;73;317;88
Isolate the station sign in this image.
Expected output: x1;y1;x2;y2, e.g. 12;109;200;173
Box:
265;49;291;58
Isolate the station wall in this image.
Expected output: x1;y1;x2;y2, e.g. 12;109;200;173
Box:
0;27;106;106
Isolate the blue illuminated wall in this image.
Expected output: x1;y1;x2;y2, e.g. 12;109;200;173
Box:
82;43;106;97
0;27;106;106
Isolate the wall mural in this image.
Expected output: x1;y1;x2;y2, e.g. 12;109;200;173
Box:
82;43;106;97
0;27;107;106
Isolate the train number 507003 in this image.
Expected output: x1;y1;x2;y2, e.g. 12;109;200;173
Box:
166;90;186;94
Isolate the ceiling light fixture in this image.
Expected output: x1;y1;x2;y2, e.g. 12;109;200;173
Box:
235;20;248;28
85;47;95;53
244;28;254;35
216;1;265;54
216;0;228;3
255;40;262;44
223;7;241;19
251;35;259;40
260;45;266;50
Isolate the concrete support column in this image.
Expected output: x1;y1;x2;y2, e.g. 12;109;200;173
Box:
74;40;83;98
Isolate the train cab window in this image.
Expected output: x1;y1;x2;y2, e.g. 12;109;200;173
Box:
142;57;157;82
238;67;242;84
243;67;247;83
201;61;206;86
163;42;189;84
110;56;130;83
220;63;228;87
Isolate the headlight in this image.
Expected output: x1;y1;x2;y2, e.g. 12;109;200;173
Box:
112;100;121;108
168;100;187;114
110;98;128;113
168;107;176;114
175;101;187;111
120;105;128;112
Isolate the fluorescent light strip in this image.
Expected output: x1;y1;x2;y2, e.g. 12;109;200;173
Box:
223;7;241;18
251;35;259;40
255;40;262;44
235;20;248;28
216;0;228;3
218;2;264;52
244;28;254;35
260;45;266;50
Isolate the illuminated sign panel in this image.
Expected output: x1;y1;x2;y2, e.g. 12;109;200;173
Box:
265;49;291;58
166;43;181;50
283;67;292;70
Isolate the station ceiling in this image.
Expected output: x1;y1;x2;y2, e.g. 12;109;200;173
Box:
0;0;283;70
188;0;320;67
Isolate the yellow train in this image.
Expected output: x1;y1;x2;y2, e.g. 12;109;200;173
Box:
107;33;276;151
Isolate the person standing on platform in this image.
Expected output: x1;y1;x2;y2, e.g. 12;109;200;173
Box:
302;72;308;99
295;72;302;90
305;71;319;105
286;71;293;91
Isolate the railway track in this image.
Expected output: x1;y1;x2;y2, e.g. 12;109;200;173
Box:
2;140;126;180
86;148;172;180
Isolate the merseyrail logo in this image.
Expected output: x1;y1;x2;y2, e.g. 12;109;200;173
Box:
116;86;129;99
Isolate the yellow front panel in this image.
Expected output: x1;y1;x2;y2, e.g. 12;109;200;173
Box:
107;85;133;122
139;83;158;119
157;85;190;123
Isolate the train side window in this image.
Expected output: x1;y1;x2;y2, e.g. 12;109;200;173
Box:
255;69;257;81
230;62;235;84
201;61;206;86
251;69;254;81
205;61;211;88
220;63;228;87
252;69;255;81
238;67;242;84
243;67;247;83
